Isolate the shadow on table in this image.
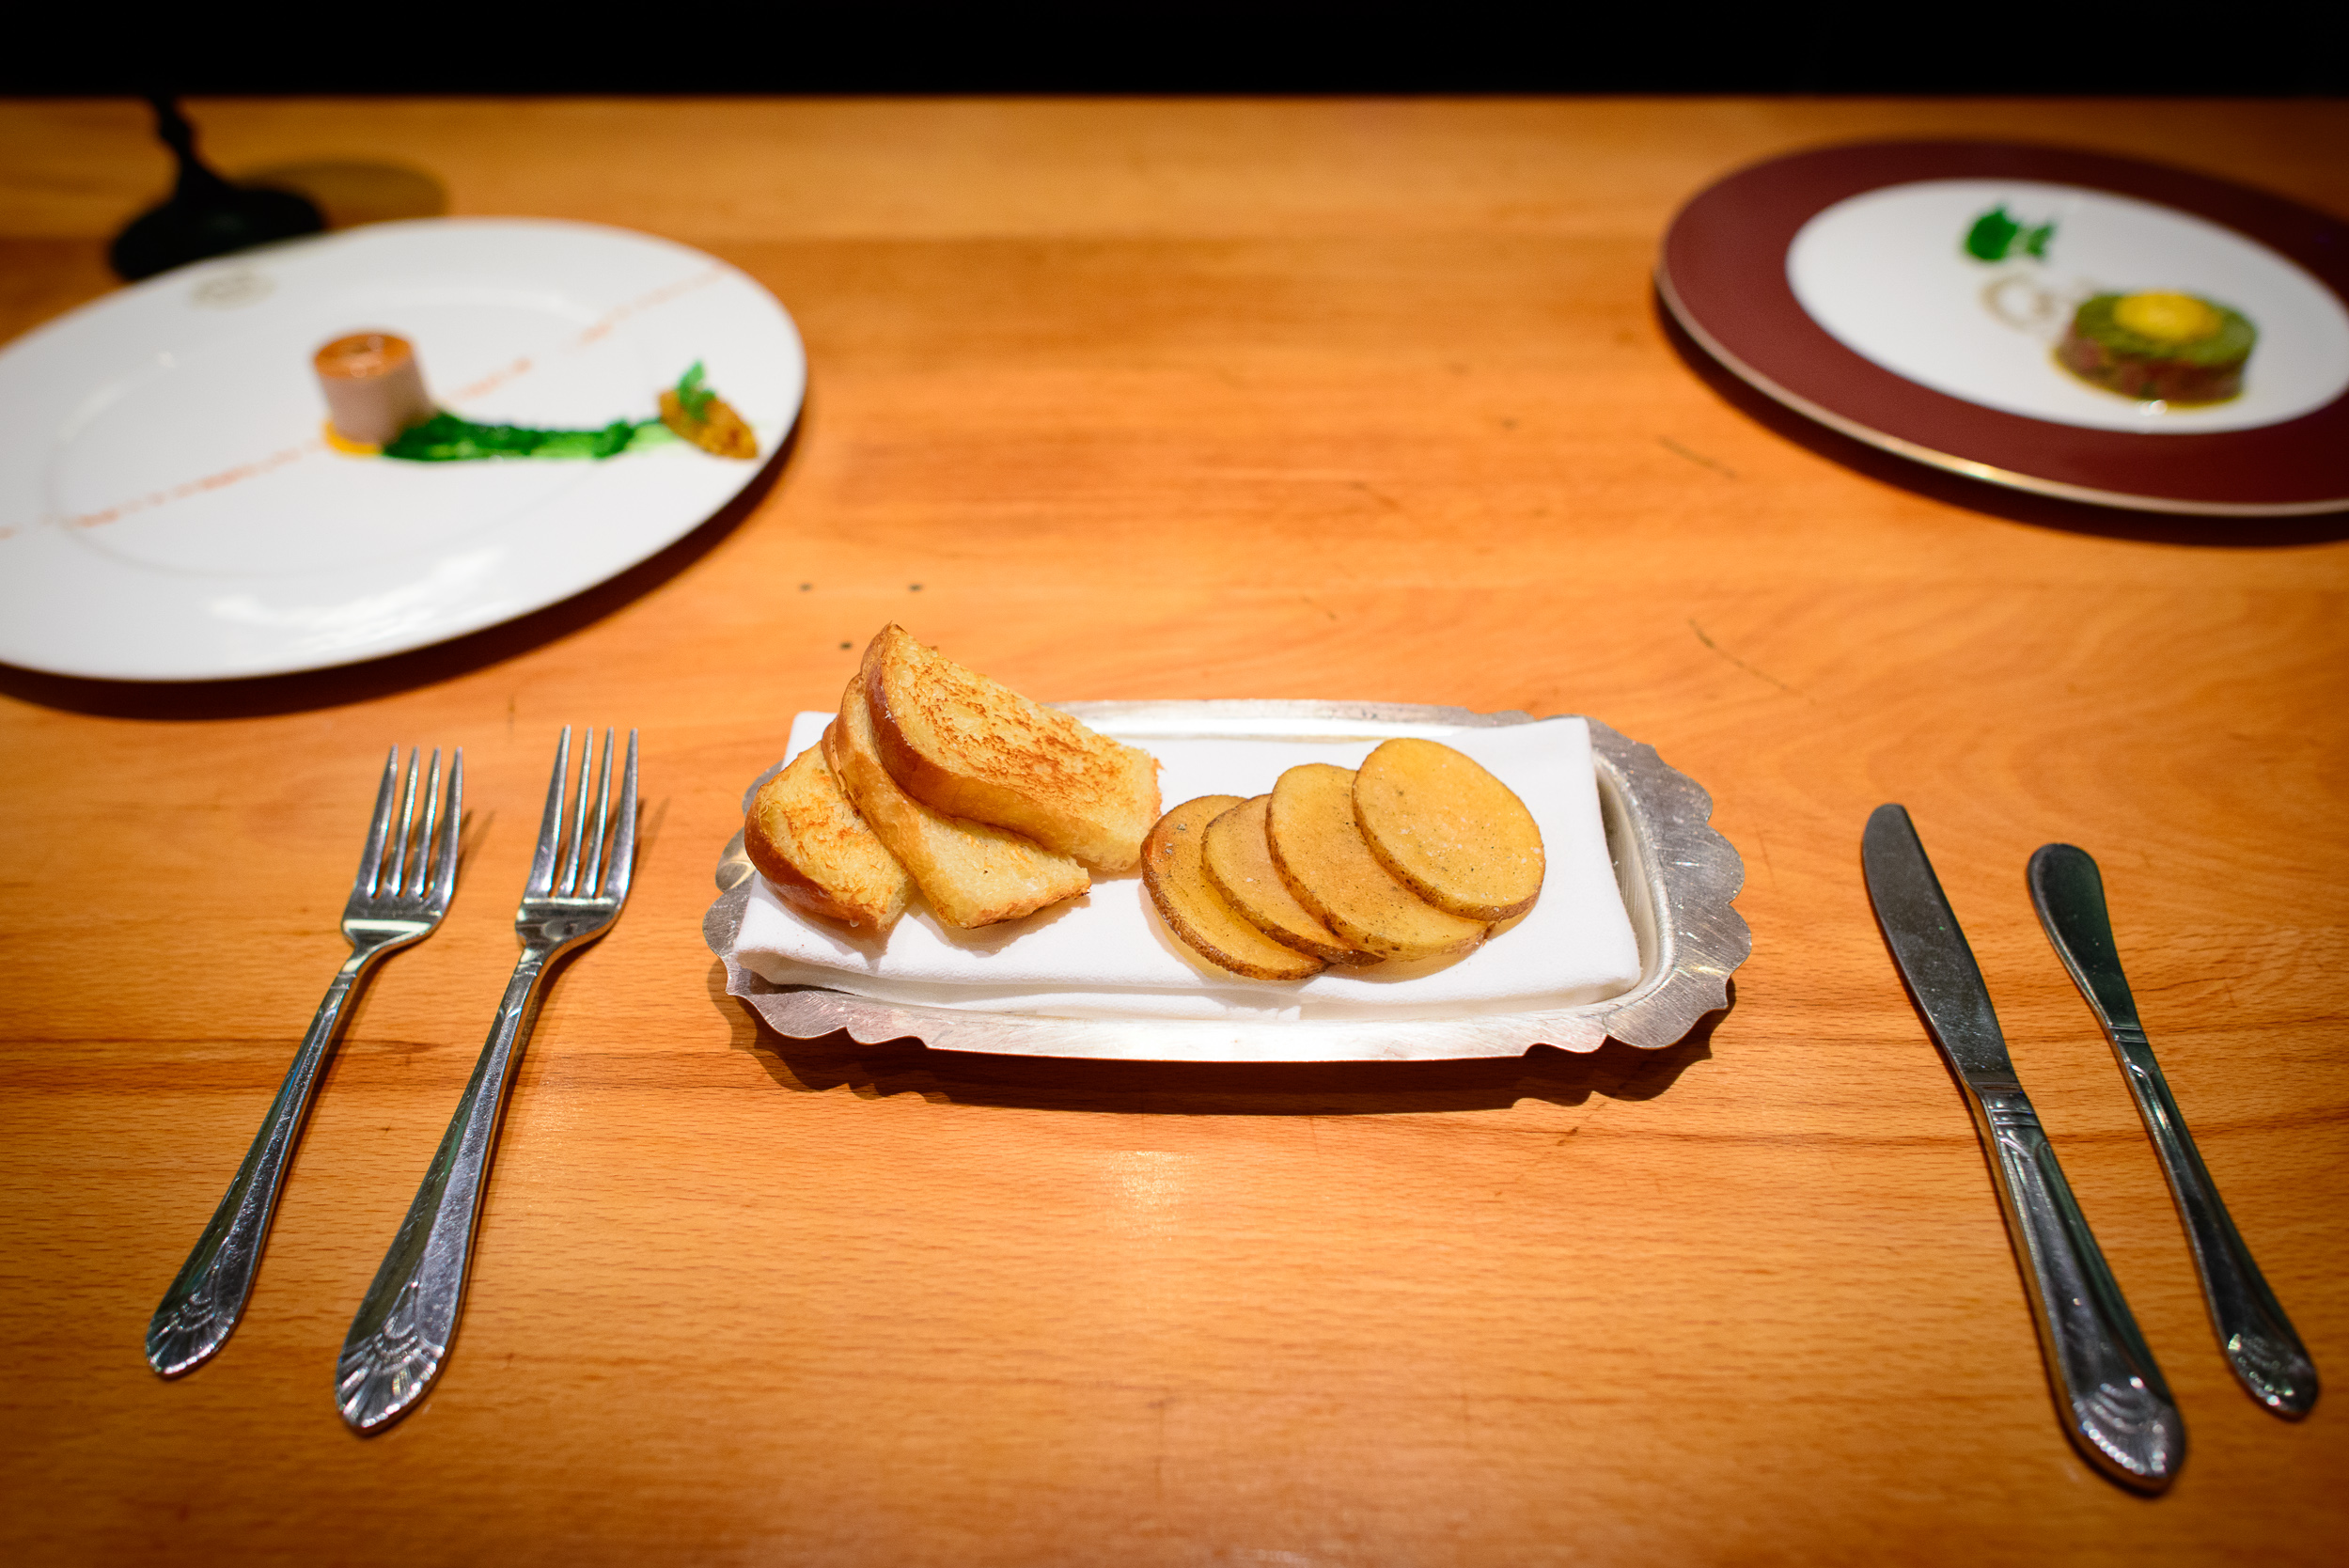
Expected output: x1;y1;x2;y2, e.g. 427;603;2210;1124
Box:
709;959;1723;1116
0;419;798;720
1653;288;2349;549
240;160;449;231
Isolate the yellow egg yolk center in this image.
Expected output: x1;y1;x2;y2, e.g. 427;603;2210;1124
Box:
2113;291;2222;343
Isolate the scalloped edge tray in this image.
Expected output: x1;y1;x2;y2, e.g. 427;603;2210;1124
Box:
702;703;1748;1061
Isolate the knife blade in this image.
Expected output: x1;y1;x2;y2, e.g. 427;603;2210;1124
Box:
1863;804;2182;1492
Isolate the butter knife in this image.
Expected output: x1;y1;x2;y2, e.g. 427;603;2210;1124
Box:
1863;805;2182;1491
2028;843;2317;1418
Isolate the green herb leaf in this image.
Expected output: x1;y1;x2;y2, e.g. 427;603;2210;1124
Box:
1965;206;2021;261
676;360;714;420
2021;222;2056;260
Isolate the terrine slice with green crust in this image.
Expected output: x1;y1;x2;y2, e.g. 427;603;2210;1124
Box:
2057;291;2256;405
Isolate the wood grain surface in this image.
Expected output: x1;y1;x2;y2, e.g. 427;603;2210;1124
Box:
2;98;2344;1565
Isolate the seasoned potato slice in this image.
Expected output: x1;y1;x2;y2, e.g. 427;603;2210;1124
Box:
744;742;913;933
1143;795;1325;981
1265;763;1488;962
1202;795;1366;964
1353;738;1545;920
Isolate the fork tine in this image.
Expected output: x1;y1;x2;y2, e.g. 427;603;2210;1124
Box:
557;728;595;897
603;729;640;902
386;748;423;897
432;749;464;905
526;728;572;897
353;746;401;898
581;729;615;897
410;749;443;897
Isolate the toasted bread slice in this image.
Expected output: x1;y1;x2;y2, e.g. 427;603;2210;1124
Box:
829;678;1089;929
1266;763;1488;962
1353;738;1545;921
1201;795;1367;964
1144;796;1324;981
862;624;1160;871
744;745;914;933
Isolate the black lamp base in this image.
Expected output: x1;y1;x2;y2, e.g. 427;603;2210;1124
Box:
110;182;324;281
108;96;325;282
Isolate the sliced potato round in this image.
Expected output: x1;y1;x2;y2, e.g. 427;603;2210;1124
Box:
1353;738;1545;920
1265;763;1488;962
1143;795;1324;981
1202;795;1366;964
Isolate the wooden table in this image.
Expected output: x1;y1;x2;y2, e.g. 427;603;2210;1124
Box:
4;98;2344;1564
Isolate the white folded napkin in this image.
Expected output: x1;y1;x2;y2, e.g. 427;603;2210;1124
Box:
731;713;1640;1022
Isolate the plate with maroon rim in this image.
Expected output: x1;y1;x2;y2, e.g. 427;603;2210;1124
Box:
1658;141;2349;517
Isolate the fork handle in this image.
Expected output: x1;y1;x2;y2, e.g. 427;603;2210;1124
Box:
336;946;553;1433
147;950;375;1378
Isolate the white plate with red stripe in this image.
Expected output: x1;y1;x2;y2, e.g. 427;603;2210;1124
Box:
0;218;803;681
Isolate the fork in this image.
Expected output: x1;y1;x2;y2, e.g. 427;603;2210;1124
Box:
147;747;462;1378
336;727;638;1433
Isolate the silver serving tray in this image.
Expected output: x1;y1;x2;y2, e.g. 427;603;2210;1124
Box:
702;703;1748;1061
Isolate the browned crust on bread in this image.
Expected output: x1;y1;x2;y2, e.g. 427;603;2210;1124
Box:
1143;796;1324;980
744;743;912;933
1265;763;1488;963
862;624;1160;871
831;676;1090;929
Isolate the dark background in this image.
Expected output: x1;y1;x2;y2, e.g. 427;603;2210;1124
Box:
8;7;2346;97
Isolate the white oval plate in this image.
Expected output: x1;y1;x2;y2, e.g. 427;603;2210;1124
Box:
0;218;805;682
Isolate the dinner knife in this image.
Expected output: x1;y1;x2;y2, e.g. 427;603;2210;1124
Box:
1862;805;2181;1492
2028;843;2317;1418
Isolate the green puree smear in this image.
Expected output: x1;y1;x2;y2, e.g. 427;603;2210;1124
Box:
381;363;709;463
1964;205;2056;262
384;414;674;462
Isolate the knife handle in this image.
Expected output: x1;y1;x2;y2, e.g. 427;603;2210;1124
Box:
1965;1082;2183;1492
